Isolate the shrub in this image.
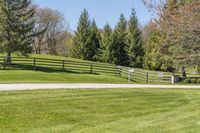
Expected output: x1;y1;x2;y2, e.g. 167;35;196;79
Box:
184;79;192;84
191;79;197;84
197;79;200;84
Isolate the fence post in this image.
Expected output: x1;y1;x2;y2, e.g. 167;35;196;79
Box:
117;66;122;77
3;57;6;70
146;72;149;84
90;63;93;74
33;58;36;70
62;60;65;71
171;72;175;84
128;68;131;83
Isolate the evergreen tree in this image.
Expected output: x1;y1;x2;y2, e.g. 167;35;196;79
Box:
127;8;144;68
88;19;100;61
1;0;35;57
100;23;112;63
111;14;129;66
72;9;91;60
72;10;101;61
0;0;5;51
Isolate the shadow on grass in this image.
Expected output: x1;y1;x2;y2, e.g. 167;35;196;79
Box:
0;64;102;75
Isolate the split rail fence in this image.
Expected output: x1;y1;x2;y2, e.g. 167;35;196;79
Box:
0;56;173;84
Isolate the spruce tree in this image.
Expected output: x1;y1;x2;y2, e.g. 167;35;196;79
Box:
72;10;101;61
111;14;129;66
127;8;144;68
0;0;5;51
99;23;112;63
88;19;100;61
72;9;91;60
1;0;35;57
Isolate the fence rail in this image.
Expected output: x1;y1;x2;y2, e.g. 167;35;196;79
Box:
0;56;120;75
120;66;173;84
0;56;175;84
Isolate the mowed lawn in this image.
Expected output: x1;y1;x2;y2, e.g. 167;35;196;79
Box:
1;89;200;133
0;70;128;84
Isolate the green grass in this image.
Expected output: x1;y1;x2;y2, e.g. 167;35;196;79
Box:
0;70;129;84
0;54;171;84
0;53;91;62
1;88;200;132
0;53;199;84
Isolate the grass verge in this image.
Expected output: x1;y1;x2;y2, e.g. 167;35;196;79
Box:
0;88;200;132
0;70;129;84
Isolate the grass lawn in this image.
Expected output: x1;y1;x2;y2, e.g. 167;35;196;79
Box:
0;70;129;84
1;88;200;133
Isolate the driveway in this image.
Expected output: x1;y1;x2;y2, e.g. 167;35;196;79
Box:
0;83;200;91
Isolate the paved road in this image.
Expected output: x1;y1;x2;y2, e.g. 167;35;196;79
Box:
0;83;200;91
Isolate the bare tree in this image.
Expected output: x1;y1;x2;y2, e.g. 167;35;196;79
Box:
33;7;72;55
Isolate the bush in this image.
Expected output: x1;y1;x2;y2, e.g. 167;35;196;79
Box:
184;79;192;84
191;79;197;84
197;79;200;84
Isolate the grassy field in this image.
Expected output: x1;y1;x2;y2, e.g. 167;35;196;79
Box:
1;88;200;133
0;53;199;84
0;70;129;84
0;54;173;84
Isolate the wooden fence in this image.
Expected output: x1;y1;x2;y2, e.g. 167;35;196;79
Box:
0;56;173;84
120;66;172;84
0;56;120;75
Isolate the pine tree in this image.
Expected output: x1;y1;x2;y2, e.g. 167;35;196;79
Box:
127;8;144;68
72;10;101;61
72;9;91;60
100;23;112;63
0;0;5;50
1;0;35;57
88;19;100;61
111;14;129;66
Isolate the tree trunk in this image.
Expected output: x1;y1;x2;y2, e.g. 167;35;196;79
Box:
6;52;12;65
182;66;186;79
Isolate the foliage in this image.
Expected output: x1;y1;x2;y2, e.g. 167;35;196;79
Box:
191;79;197;84
1;0;35;56
197;79;200;84
72;9;91;60
110;14;129;66
88;20;101;61
0;0;5;52
99;23;113;63
33;7;71;56
184;78;192;84
127;8;144;68
143;0;200;76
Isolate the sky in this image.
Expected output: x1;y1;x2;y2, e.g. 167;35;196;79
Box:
34;0;152;31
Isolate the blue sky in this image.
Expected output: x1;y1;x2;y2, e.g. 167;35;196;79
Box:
34;0;152;30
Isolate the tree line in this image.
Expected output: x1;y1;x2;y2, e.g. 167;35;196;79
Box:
0;0;200;77
0;0;73;57
0;0;144;68
143;0;200;77
71;9;144;68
